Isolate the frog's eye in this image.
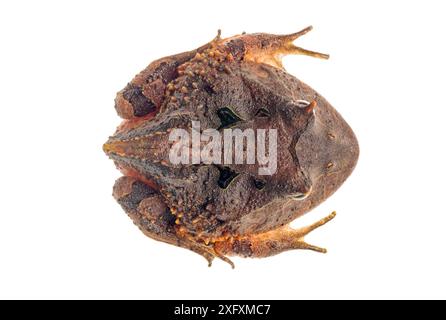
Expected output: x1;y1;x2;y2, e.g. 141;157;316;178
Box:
289;192;309;200
288;186;312;201
217;166;239;189
253;178;266;190
217;107;242;129
255;108;271;118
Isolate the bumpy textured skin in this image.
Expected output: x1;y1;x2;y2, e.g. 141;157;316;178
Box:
104;27;359;267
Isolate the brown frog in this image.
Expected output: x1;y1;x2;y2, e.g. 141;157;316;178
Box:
103;26;359;268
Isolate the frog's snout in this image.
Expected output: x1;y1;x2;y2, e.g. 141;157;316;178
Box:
295;99;359;188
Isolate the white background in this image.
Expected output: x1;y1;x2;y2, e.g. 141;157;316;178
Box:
0;0;445;299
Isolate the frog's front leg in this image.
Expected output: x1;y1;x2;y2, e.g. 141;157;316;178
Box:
112;176;234;268
221;26;329;69
214;212;336;258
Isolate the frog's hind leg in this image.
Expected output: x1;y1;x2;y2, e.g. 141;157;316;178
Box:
114;32;222;120
112;176;234;268
214;212;336;258
222;26;329;69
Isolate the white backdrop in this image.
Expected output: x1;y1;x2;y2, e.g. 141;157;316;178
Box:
1;0;445;299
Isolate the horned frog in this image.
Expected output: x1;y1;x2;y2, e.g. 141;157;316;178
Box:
103;27;359;268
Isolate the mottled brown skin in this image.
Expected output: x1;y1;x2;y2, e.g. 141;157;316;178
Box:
104;26;359;267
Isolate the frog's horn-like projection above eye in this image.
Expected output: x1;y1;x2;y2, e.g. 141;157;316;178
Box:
295;99;318;114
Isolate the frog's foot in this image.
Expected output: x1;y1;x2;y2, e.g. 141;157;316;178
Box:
172;236;234;268
214;212;336;258
112;176;234;268
190;245;235;269
222;25;329;69
275;26;330;60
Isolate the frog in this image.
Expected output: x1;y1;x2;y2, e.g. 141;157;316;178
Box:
103;26;359;268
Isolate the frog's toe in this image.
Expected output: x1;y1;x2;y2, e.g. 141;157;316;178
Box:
195;247;234;269
214;211;336;259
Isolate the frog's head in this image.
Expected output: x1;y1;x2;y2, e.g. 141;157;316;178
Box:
228;62;359;206
233;67;359;234
295;92;359;207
